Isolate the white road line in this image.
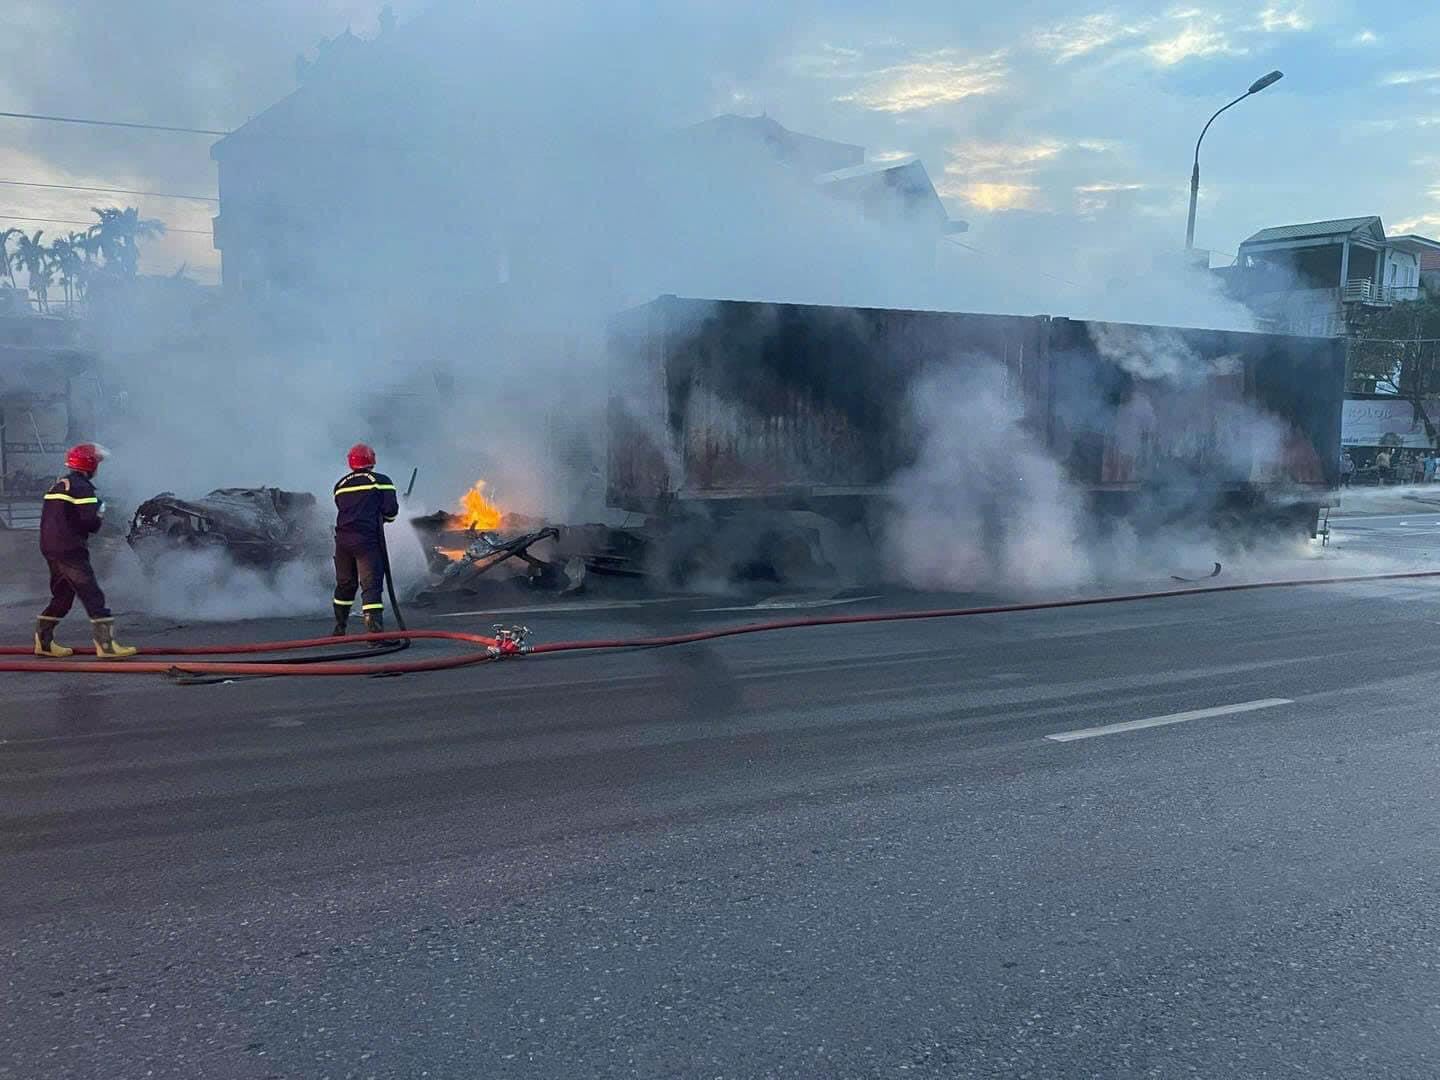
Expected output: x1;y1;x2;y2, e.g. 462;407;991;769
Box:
1045;698;1293;743
698;595;882;613
434;598;688;618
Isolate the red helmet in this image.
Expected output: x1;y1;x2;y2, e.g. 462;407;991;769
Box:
347;443;377;470
65;443;106;474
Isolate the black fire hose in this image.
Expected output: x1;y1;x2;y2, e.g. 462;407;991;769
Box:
170;523;411;685
380;522;407;632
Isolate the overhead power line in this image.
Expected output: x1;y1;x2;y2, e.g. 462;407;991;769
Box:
0;110;227;137
0;178;216;203
0;213;212;237
944;235;1084;290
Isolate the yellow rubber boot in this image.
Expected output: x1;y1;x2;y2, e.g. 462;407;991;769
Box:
92;618;138;659
34;616;74;658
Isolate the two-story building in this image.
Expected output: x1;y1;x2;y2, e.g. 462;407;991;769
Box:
1219;216;1440;467
1227;216;1424;337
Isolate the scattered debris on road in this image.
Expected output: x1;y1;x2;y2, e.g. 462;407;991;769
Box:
1170;562;1223;583
408;508;652;605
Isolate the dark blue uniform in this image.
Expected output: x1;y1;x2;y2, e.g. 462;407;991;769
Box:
39;471;110;619
332;469;399;616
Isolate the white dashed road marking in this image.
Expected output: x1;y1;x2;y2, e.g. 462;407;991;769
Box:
1045;698;1294;743
698;596;882;613
435;599;687;618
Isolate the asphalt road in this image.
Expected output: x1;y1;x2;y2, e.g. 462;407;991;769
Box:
6;517;1440;1078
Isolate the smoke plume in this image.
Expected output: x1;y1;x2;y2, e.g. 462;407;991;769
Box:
31;2;1323;614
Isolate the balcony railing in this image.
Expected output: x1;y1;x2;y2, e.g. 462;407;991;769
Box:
1341;280;1422;304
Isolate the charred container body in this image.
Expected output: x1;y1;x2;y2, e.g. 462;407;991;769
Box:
607;296;1344;540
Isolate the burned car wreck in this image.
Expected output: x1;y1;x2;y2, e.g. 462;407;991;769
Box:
127;488;329;570
407;510;649;605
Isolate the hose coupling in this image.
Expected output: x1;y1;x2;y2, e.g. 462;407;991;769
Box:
490;624;530;658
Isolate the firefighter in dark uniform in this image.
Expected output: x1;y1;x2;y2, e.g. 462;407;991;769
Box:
332;443;400;636
35;442;137;659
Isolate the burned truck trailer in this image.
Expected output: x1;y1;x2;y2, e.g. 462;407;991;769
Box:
607;296;1344;538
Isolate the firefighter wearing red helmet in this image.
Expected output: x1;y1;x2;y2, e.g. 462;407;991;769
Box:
34;443;137;659
331;442;399;637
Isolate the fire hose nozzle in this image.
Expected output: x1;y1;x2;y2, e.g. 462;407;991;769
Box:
490;624;530;658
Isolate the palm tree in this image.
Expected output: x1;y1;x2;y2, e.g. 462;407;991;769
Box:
89;206;165;276
30;261;54;314
11;230;49;312
47;235;84;310
0;228;20;289
75;228;102;264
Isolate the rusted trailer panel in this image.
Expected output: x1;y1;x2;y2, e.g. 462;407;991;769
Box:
607;295;1343;533
1045;318;1341;489
607;296;1041;506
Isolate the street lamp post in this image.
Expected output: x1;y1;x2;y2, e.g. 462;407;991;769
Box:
1185;69;1284;251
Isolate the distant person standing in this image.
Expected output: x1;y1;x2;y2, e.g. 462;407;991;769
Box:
1376;447;1393;484
1426;453;1437;484
35;443;137;659
1340;451;1356;487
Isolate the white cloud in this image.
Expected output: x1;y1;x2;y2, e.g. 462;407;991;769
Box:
1032;13;1145;62
789;43;864;78
940;181;1042;211
1392;213;1440;236
939;137;1130;213
1146;18;1246;67
1034;8;1253;69
1352;29;1380;45
837;49;1008;112
946;138;1068;175
1384;70;1440;86
1075;181;1147;215
938;136;1077;211
1393;182;1440;234
1255;4;1310;33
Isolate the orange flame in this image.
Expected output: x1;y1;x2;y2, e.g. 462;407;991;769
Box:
457;480;503;532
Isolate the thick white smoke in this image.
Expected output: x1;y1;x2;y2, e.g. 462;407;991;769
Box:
886;328;1332;595
53;2;1303;615
888;366;1090;591
105;519;434;622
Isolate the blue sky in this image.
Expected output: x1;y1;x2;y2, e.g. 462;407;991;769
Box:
2;0;1437;281
750;1;1440;263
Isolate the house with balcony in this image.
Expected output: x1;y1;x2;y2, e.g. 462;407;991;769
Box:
1225;216;1423;337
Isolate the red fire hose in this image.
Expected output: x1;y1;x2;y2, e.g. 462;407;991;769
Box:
0;629;504;677
0;567;1437;679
